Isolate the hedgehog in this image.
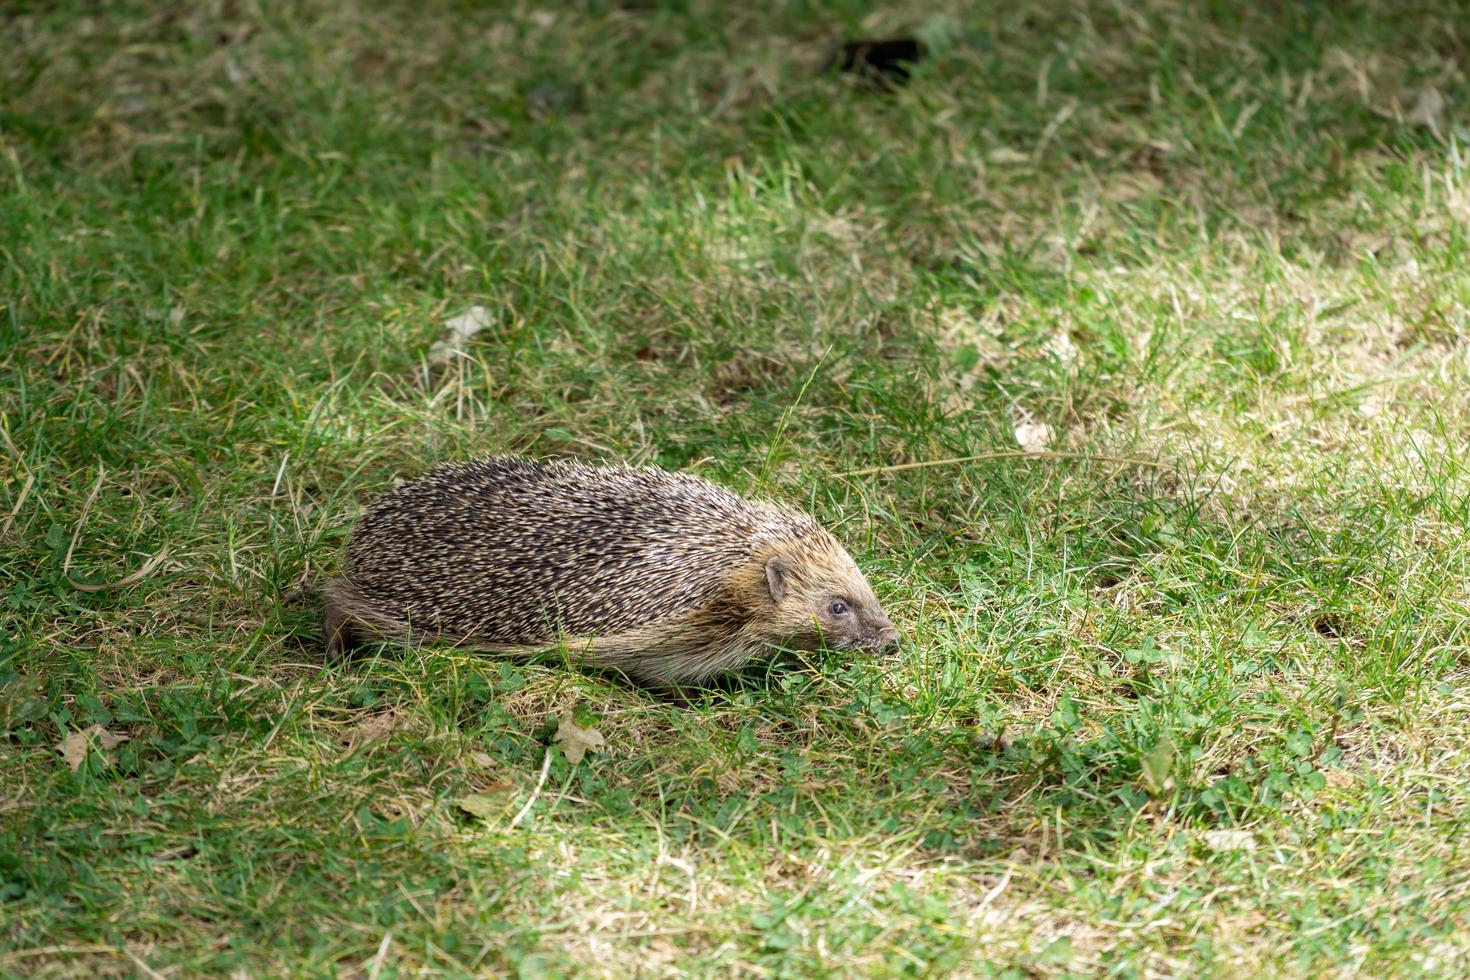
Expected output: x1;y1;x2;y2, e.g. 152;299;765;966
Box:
323;457;899;687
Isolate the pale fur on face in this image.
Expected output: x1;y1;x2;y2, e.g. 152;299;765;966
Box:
735;532;898;653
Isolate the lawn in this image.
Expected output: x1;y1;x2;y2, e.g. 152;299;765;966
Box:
3;0;1470;975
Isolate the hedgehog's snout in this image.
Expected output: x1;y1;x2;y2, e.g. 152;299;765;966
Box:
861;613;900;652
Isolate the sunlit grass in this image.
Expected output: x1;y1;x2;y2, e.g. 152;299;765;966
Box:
3;0;1469;974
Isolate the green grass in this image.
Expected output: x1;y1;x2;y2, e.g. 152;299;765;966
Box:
4;0;1470;974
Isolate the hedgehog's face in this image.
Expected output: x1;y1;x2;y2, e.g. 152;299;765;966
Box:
761;544;899;654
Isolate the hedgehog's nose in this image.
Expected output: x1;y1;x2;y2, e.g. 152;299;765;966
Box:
874;625;900;651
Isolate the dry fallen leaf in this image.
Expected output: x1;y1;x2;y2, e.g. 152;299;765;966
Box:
1203;829;1258;852
0;675;46;731
456;794;499;819
988;146;1030;164
468;751;496;769
553;710;605;765
456;785;516;820
1043;332;1079;364
56;724;129;772
1014;420;1053;454
341;710;407;750
427;305;494;367
1406;86;1446;131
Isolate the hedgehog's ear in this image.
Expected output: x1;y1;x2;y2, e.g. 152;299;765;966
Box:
764;557;790;603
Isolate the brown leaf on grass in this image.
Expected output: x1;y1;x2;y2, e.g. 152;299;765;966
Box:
0;675;46;730
427;305;493;367
1043;332;1080;364
988;146;1030;164
456;784;515;820
1013;420;1053;454
1405;87;1446;132
553;710;605;765
1202;829;1258;852
56;725;129;772
341;710;408;750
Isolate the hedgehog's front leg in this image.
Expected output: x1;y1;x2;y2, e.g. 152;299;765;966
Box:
323;580;360;659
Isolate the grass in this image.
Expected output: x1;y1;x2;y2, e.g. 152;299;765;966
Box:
3;0;1470;974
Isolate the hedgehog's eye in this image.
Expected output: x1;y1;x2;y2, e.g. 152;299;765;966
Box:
829;599;850;617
